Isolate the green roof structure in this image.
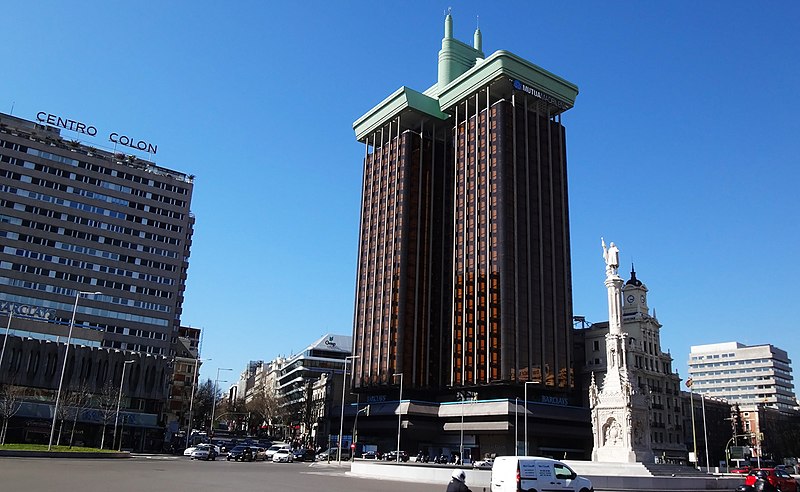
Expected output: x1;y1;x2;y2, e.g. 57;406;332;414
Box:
353;13;578;142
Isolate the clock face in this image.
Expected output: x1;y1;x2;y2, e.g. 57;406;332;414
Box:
626;295;635;304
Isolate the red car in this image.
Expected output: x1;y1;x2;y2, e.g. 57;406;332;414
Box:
745;468;799;492
732;466;752;474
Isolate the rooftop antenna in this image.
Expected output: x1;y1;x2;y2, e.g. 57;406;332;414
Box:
10;101;15;115
476;14;479;28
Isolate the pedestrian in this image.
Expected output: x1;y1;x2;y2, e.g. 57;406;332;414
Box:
446;469;471;492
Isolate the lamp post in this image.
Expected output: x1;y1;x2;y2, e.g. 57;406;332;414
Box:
458;391;475;464
523;381;538;456
688;380;698;468
48;290;102;450
514;397;519;456
113;360;135;451
0;311;12;374
338;355;359;465
700;393;710;471
210;368;232;439
185;357;210;449
393;373;403;462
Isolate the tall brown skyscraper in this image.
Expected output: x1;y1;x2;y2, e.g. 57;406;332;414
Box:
352;15;578;398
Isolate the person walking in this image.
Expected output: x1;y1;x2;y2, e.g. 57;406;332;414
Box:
446;469;471;492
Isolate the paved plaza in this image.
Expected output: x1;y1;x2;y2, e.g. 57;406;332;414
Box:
0;456;447;492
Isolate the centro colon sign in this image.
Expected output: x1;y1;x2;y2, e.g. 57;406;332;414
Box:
36;111;158;155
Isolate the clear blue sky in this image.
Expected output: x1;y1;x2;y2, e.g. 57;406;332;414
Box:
4;2;798;389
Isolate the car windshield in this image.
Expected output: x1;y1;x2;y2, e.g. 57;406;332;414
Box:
231;446;247;452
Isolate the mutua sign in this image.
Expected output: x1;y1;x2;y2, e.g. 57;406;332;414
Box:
511;79;572;111
36;111;158;155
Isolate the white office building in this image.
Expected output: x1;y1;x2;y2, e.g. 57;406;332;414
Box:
688;342;795;413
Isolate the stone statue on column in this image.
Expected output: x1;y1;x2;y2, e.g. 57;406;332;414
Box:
590;238;653;463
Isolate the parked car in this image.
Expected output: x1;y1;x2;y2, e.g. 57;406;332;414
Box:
491;456;593;492
292;449;316;462
227;445;255;462
183;445;199;457
252;447;269;461
732;465;752;474
362;450;380;460
383;450;409;462
473;458;494;470
317;447;351;461
272;448;294;463
190;444;219;461
265;443;290;461
745;468;799;492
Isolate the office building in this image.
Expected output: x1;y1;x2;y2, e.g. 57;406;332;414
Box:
688;342;795;413
0;111;194;448
351;13;578;396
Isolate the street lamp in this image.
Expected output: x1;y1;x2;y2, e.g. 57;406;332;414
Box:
210;368;232;439
0;310;12;374
114;360;135;451
514;397;519;456
523;381;539;456
48;290;102;450
458;391;476;464
700;393;710;471
185;357;211;449
393;373;403;462
338;355;359;466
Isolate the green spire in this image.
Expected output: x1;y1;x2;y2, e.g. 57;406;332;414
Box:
445;10;453;38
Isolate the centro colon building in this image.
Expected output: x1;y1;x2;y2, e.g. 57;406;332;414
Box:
0;111;194;449
348;15;589;460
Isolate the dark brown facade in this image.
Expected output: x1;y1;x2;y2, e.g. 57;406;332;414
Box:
352;124;453;390
353;83;574;396
452;97;572;389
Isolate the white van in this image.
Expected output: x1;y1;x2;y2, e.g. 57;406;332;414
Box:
491;456;593;492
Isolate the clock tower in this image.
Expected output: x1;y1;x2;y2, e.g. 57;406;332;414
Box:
622;265;648;316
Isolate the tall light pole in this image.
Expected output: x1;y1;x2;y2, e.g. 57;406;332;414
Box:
185;357;211;449
700;393;710;471
210;368;232;439
393;373;403;462
48;290;102;450
514;397;519;456
113;360;135;451
688;379;698;468
523;381;538;456
0;310;12;374
338;355;359;465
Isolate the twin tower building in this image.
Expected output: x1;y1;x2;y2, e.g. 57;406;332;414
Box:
351;14;579;399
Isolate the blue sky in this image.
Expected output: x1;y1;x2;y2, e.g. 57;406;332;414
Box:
3;1;798;388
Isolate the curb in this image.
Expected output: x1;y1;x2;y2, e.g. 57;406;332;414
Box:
0;450;131;459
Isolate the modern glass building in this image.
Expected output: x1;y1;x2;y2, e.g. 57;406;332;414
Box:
688;342;795;413
0;111;194;356
351;14;578;396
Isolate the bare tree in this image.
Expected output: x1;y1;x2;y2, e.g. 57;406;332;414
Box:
0;385;24;445
67;383;93;448
247;390;281;435
97;381;119;450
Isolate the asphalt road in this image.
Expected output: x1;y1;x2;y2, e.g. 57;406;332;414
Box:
0;455;450;492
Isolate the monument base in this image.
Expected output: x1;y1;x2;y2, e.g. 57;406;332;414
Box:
593;445;654;464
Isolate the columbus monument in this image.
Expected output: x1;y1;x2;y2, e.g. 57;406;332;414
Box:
589;239;654;463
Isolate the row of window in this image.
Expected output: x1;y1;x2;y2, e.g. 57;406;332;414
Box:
3;245;175;286
0;215;180;260
23;145;189;196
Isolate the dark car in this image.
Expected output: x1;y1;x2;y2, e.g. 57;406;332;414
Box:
383;450;409;462
292;449;316;462
745;468;798;492
227;445;255;462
